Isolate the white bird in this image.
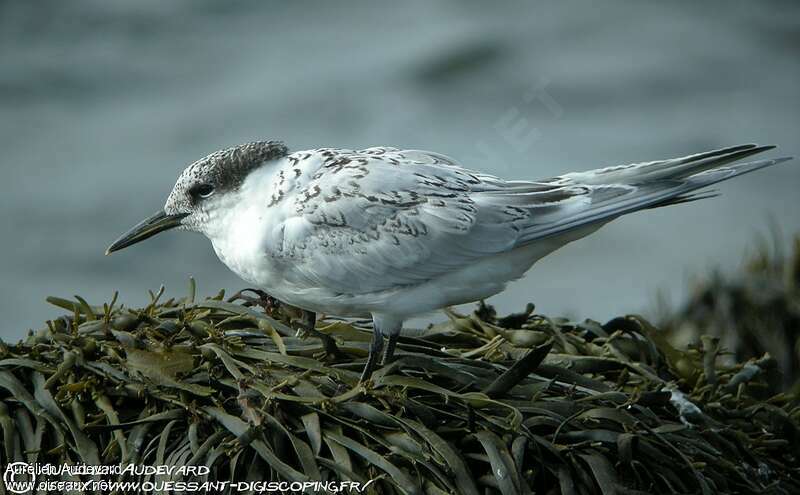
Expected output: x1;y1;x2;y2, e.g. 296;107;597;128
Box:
107;141;791;380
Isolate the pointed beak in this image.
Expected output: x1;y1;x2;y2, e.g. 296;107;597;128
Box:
105;210;188;255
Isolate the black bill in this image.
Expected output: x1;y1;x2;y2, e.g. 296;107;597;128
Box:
105;210;188;255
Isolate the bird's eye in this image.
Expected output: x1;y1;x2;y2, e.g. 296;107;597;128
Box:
191;183;215;199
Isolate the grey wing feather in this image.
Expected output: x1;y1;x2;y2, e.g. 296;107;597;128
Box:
279;145;791;294
280;148;548;293
513;144;792;245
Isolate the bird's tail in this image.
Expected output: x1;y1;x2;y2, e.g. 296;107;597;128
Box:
644;150;793;209
514;144;792;245
560;144;780;186
560;143;793;211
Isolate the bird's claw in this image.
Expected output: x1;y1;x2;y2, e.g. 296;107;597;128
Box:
230;290;342;358
294;309;345;360
228;288;281;315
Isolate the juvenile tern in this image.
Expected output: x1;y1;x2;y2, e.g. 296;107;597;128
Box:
106;141;791;380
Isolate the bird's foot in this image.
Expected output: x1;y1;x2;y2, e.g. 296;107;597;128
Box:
230;291;343;359
228;288;281;316
294;309;345;360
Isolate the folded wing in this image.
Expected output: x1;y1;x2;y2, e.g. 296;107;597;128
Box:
276;145;790;294
276;148;586;293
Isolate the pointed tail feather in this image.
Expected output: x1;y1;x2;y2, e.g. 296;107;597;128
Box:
516;148;793;245
646;155;792;209
561;143;777;185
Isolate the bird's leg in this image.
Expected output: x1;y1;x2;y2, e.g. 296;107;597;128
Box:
361;315;403;382
296;310;344;359
228;288;280;315
298;309;316;333
360;325;384;382
228;290;340;357
381;331;400;365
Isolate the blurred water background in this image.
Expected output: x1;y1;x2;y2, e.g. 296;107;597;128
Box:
1;0;798;338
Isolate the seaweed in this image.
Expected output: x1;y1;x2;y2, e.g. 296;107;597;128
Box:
663;234;800;394
0;280;798;494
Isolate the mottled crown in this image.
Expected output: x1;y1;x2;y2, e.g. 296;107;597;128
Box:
184;140;288;190
165;140;288;213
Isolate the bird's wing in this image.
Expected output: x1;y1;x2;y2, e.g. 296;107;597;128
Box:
275;147;588;294
275;144;790;294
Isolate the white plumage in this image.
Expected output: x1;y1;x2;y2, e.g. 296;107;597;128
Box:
107;141;792;380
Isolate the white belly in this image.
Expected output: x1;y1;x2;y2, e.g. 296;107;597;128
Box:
207;186;604;319
209;219;372;316
214;237;555;319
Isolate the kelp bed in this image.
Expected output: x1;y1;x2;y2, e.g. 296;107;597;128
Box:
0;286;799;495
663;235;800;395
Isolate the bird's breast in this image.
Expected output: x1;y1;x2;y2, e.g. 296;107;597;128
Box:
207;204;285;288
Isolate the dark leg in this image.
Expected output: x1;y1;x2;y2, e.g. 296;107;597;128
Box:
227;288;280;314
381;332;400;365
299;310;316;331
360;326;384;382
229;290;341;358
298;310;343;358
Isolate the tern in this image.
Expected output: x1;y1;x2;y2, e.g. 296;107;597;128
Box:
106;141;791;380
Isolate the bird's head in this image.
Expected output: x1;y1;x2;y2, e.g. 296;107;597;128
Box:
106;140;288;255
